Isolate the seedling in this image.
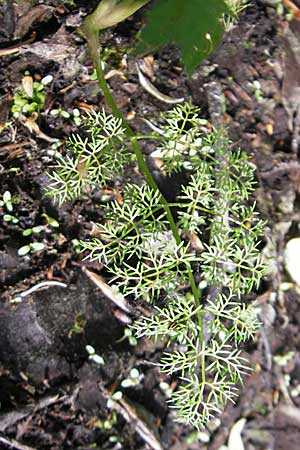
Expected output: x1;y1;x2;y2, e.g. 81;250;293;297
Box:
72;109;82;127
94;411;118;430
68;313;87;336
3;214;19;224
50;108;82;127
106;390;123;409
86;344;105;365
121;368;143;388
252;80;264;103
159;381;173;399
276;0;284;16
45;0;265;429
21;214;59;237
11;73;52;118
0;191;14;212
1;191;19;223
118;328;138;346
18;242;45;256
22;225;45;237
41;213;60;228
50;108;71;119
273;351;294;367
71;239;82;254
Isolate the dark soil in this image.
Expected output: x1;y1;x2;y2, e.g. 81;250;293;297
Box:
1;1;300;449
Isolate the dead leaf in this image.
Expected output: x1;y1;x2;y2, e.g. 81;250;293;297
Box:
265;122;273;135
115;191;124;205
0;32;36;57
227;418;246;450
281;25;300;129
74;100;96;112
0;394;64;433
0;95;11;130
22;76;33;98
136;64;184;104
113;309;132;324
141;55;155;79
151;157;166;176
82;267;131;313
100;385;163;450
0;142;30;161
126;110;136;120
187;231;204;252
18;113;59;143
0;46;20;57
0;436;36;450
105;69;126;80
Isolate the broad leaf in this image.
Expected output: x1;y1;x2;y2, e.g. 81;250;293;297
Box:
135;0;228;75
82;0;149;32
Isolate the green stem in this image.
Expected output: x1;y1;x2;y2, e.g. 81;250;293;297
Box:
82;28;204;347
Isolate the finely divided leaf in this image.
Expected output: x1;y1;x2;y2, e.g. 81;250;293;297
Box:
135;0;228;75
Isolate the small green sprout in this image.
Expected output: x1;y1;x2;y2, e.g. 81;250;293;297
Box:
72;108;82;127
49;141;63;153
0;191;18;222
187;430;210;444
21;215;59;238
71;239;81;253
159;381;173;399
50;108;71;119
11;74;52;118
69;313;86;336
121;368;143;388
85;344;105;365
273;351;294;367
90;68;98;81
0;191;14;212
3;214;19;224
117;327;138;346
41;213;60;228
109;436;121;444
22;225;45;236
276;0;284;16
49;107;82;126
90;63;106;81
252;80;264;102
94;411;118;430
112;390;123;401
18;242;45;256
107;390;123;409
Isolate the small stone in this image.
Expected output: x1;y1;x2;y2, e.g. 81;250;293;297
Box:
284;237;300;285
